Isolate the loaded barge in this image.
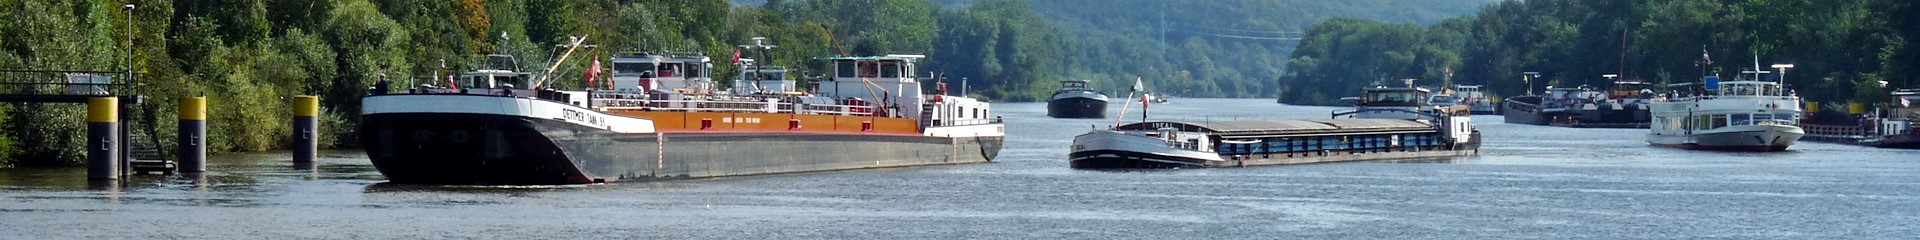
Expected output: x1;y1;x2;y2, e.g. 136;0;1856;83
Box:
1069;85;1479;169
1798;89;1920;149
360;38;1003;184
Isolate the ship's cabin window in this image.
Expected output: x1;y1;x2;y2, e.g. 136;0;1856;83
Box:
880;61;904;78
657;63;682;78
467;74;529;89
836;60;856;78
613;62;654;76
837;60;912;79
1061;81;1088;89
1364;90;1426;105
1720;83;1779;96
746;70;786;81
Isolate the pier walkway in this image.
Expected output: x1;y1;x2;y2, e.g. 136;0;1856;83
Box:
0;69;170;175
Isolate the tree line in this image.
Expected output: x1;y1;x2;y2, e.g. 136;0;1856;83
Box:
0;0;1494;167
1279;0;1920;106
0;0;1130;167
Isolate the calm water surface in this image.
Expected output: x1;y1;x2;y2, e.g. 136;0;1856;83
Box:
4;98;1918;239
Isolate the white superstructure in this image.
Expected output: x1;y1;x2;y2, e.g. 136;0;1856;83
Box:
1648;74;1805;151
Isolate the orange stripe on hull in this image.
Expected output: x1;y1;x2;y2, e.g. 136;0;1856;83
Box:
606;110;921;134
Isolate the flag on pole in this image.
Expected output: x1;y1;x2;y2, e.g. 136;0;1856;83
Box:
1701;46;1713;65
586;53;603;88
731;48;743;65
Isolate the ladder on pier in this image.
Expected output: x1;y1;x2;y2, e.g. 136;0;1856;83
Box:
127;114;173;175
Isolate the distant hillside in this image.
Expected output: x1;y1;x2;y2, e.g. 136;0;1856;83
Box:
729;0;1495;98
1020;0;1496;98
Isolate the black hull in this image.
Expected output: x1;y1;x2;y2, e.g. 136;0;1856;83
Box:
1068;150;1211;169
1649;143;1790;152
1564;108;1651;128
1503;98;1648;128
1803;134;1920;149
1501;102;1553;125
360;113;590;184
361;113;1004;184
1048;97;1107;118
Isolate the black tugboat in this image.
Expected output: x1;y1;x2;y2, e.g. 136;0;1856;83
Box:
1048;80;1108;118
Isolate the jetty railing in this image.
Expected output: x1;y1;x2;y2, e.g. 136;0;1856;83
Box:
0;70;133;101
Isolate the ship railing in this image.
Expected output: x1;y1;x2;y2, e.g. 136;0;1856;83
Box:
1800;123;1875;138
930;118;1000;127
590;98;650;108
796;104;875;116
623;97;877;116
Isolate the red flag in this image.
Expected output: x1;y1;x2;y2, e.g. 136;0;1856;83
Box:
586;53;602;88
731;48;742;65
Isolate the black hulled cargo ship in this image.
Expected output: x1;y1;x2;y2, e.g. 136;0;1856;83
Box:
361;38;1004;184
1070;83;1480;169
1047;80;1108;118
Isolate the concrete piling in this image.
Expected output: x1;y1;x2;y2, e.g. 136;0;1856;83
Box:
293;95;318;163
178;96;207;172
87;97;120;180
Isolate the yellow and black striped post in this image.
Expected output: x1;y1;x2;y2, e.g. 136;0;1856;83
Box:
87;97;120;180
178;96;207;172
293;95;319;163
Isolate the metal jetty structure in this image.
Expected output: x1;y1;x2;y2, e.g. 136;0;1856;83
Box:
0;70;174;176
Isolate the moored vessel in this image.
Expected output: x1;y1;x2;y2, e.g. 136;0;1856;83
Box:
1451;85;1497;114
1799;89;1920;149
360;37;1004;184
1647;66;1804;151
1047;80;1108;118
1069;83;1480;169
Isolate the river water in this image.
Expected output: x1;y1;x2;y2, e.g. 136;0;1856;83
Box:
3;98;1917;239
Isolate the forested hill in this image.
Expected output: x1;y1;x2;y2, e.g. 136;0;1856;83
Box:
1015;0;1496;98
1279;0;1920;106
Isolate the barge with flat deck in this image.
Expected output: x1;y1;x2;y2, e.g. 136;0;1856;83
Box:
1069;85;1479;169
360;38;1002;184
1798;89;1920;149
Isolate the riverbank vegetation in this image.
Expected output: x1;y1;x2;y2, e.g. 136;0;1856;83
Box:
0;0;1487;167
1279;0;1920;106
